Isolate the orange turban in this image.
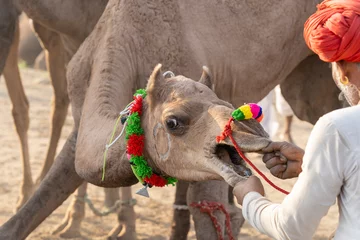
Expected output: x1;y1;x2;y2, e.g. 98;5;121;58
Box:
304;0;360;62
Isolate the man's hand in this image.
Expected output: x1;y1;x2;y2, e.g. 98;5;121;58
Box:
233;176;265;205
262;141;304;179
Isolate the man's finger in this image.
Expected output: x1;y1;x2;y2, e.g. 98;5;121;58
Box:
262;152;276;163
261;141;286;153
265;157;285;169
270;164;287;178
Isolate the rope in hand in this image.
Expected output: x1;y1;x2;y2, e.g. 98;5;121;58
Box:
217;117;289;195
190;200;234;240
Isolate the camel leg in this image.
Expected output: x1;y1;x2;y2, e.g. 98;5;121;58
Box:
51;182;87;238
281;115;294;143
31;21;70;184
188;181;229;240
104;187;120;209
0;130;83;240
170;180;190;240
3;18;34;211
227;186;245;238
108;187;136;240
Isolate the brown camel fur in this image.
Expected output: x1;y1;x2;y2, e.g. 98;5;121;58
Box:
0;0;346;239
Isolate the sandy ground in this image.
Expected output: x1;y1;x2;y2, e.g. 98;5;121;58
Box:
0;68;338;239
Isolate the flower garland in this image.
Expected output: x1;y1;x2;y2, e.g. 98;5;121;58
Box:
103;89;176;188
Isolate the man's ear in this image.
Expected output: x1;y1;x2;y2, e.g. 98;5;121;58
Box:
334;61;346;81
146;64;165;109
199;66;213;90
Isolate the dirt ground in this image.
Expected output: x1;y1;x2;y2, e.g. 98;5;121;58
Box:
0;68;338;239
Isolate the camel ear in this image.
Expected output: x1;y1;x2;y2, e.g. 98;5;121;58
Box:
146;63;163;91
199;66;213;90
146;64;165;108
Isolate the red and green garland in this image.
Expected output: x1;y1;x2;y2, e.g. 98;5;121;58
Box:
125;89;177;187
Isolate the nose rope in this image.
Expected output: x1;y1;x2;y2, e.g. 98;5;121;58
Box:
217;117;290;195
216;118;233;143
190;200;234;240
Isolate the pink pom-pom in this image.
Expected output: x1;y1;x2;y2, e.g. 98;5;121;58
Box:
249;103;260;118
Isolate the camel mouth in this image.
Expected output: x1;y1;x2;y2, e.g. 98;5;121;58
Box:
214;144;252;177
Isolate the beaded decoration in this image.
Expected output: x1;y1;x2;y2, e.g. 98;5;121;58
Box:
231;103;263;122
102;89;177;192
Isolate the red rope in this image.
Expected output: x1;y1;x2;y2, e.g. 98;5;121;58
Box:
217;118;289;195
190;200;234;240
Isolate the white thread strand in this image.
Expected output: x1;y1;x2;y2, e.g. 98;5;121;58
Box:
104;101;135;150
173;204;189;211
106;121;128;149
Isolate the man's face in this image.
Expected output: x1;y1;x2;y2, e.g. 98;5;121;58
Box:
331;62;360;106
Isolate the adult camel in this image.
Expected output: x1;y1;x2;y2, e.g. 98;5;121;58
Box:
0;0;344;239
2;2;241;239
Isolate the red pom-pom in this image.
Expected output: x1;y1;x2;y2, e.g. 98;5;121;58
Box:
145;174;166;187
131;96;143;115
127;135;145;156
256;114;264;123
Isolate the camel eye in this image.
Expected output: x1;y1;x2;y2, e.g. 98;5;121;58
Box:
166;118;178;129
163;114;189;136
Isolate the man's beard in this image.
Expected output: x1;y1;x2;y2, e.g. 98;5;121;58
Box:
338;82;360;106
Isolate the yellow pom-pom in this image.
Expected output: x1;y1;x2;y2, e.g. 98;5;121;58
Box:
238;105;253;119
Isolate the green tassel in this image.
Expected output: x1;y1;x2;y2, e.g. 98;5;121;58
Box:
166;177;178;186
135;89;147;98
232;109;245;121
131;156;153;178
126;113;143;139
131;165;144;184
131;156;148;167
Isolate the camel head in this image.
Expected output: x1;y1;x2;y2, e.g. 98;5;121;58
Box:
138;64;270;187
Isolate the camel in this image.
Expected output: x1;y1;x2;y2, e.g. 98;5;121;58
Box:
2;2;237;239
0;0;346;239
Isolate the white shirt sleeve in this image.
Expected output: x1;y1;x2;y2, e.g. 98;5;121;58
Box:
242;116;347;240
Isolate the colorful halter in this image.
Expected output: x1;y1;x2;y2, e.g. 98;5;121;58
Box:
102;89;177;197
125;89;177;188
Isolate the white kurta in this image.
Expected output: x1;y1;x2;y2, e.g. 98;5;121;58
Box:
242;105;360;240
